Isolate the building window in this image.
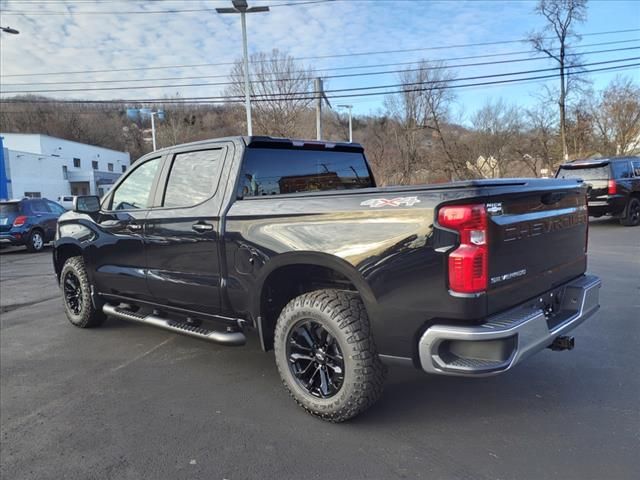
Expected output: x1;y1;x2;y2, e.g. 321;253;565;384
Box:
92;161;99;170
24;192;42;198
73;157;81;168
121;165;127;173
108;163;114;172
62;165;68;179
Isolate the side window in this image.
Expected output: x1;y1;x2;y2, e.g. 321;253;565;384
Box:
47;201;66;214
110;158;161;210
163;149;224;208
611;161;631;179
632;161;640;177
30;200;51;213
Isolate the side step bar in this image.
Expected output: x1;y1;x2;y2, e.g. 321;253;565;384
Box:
102;304;246;346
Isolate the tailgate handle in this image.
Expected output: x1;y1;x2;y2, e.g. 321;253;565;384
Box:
541;191;567;205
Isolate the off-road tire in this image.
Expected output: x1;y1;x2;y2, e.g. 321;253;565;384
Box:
620;197;640;226
274;289;386;422
25;229;45;253
60;256;106;328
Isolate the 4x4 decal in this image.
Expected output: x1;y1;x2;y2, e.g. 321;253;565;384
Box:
360;196;421;208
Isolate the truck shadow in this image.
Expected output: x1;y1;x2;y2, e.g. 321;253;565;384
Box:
355;362;594;425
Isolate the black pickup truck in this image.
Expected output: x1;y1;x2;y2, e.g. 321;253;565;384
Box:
54;136;601;422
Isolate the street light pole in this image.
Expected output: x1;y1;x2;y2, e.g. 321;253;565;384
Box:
216;0;269;137
240;11;252;136
338;105;353;143
150;112;157;151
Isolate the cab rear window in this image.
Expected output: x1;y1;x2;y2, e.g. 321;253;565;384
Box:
239;148;374;197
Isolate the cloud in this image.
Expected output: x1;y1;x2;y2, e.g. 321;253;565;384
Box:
0;0;638;115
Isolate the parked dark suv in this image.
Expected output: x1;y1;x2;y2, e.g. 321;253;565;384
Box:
556;156;640;226
0;198;67;252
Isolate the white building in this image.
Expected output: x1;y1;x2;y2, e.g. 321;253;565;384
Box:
0;133;131;200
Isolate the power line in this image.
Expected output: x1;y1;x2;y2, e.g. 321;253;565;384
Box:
3;43;636;89
2;62;636;105
1;52;636;96
0;0;334;14
2;29;638;78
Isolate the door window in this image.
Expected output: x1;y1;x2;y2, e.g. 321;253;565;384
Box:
163;149;224;208
110;158;161;210
30;200;51;213
46;201;67;214
632;161;640;177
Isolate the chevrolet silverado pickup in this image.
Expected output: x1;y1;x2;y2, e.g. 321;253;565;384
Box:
54;136;601;422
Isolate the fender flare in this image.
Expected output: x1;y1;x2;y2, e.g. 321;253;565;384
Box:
250;251;377;339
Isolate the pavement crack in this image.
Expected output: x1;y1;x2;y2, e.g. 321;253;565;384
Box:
1;295;60;314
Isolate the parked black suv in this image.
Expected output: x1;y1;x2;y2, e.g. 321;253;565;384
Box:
556;156;640;226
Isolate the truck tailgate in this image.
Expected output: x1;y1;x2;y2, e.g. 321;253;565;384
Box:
486;186;588;314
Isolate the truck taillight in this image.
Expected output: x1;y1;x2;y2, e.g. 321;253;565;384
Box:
438;204;488;294
13;215;27;227
608;179;617;195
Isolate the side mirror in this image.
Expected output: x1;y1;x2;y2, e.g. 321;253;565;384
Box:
73;195;101;213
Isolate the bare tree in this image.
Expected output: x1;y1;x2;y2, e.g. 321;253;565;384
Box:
529;0;588;161
384;60;463;183
226;49;315;137
523;100;559;175
590;76;640;156
466;100;523;178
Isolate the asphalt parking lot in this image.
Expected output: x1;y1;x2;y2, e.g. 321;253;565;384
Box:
1;218;638;480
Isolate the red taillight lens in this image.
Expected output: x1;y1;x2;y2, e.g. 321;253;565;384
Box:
13;215;27;227
438;204;488;294
608;179;617;195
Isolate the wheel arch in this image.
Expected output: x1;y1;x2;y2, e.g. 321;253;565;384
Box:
253;252;376;352
53;239;85;282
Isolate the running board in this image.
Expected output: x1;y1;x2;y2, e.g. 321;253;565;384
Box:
102;304;246;346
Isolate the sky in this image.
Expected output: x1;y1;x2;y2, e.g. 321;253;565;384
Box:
0;0;639;122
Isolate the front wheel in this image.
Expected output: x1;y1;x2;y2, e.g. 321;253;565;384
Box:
620;197;640;226
60;256;106;328
274;289;386;422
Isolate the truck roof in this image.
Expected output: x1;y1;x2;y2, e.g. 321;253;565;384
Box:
150;136;364;155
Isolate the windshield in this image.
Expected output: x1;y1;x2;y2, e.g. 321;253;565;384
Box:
556;165;610;181
239;148;374;197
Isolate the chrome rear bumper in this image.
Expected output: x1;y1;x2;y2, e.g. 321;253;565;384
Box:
418;275;601;376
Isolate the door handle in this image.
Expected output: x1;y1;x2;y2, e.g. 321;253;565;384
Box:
127;223;143;232
192;222;214;233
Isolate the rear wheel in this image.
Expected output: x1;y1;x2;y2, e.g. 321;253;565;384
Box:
274;289;385;422
25;229;44;252
620;197;640;226
60;256;106;328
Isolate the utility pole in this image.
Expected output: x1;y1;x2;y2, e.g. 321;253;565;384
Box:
315;78;331;140
338;104;353;142
216;1;269;137
150;112;157;151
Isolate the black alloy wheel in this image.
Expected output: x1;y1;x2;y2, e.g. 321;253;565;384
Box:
621;197;640;226
286;320;345;399
63;271;83;315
